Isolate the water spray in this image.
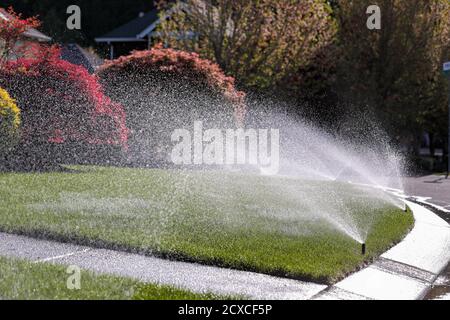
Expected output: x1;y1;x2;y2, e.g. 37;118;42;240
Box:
361;243;366;255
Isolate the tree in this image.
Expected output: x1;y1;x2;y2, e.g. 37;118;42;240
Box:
335;0;450;153
156;0;337;89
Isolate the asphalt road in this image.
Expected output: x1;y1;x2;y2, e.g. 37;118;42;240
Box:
403;175;450;211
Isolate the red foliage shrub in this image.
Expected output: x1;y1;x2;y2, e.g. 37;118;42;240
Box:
0;45;128;151
0;7;40;62
99;44;246;121
97;45;246;164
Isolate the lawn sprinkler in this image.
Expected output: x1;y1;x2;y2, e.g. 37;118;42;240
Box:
361;243;366;255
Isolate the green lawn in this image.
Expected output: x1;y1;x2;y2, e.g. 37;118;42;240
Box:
0;166;414;284
0;256;226;300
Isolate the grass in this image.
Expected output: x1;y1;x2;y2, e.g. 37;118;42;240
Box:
0;256;227;300
0;166;414;284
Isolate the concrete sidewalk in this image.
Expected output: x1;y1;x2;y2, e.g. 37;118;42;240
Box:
402;175;450;300
0;232;326;300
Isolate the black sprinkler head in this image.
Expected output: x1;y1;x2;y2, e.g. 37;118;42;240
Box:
361;243;366;255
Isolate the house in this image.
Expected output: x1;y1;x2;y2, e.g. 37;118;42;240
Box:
95;9;161;60
95;3;190;60
1;8;104;73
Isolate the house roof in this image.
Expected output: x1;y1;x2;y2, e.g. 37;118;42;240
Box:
95;9;160;43
0;8;52;42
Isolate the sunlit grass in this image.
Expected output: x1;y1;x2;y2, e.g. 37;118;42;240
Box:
0;166;414;284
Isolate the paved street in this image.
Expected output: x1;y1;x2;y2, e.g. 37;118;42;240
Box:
403;175;450;211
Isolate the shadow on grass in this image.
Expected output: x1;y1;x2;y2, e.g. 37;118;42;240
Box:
0;163;81;174
0;142;126;174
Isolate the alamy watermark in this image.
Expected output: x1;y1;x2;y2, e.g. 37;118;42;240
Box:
366;5;381;30
171;121;280;175
64;5;380;32
66;5;81;30
66;265;81;290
